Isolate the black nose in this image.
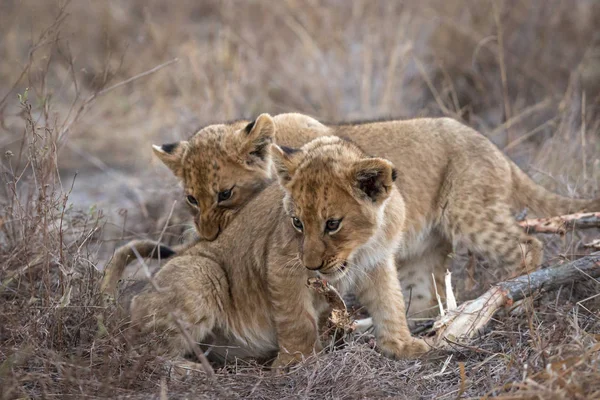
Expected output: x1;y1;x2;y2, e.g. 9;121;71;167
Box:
305;262;324;271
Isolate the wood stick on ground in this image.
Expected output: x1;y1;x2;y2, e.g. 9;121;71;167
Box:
584;239;600;250
444;270;457;311
519;212;600;235
433;253;600;347
306;278;356;342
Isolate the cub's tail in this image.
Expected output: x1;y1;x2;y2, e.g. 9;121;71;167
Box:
100;240;178;297
510;161;600;217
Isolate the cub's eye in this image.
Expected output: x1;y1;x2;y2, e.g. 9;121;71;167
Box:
291;217;304;232
325;219;341;233
186;195;198;207
218;188;233;202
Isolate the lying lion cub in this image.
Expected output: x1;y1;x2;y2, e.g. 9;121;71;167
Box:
104;135;428;368
108;113;599;317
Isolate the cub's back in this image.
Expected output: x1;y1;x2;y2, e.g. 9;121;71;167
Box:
273;113;330;147
329;118;509;226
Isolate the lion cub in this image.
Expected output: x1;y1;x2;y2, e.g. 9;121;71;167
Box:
103;134;428;368
268;136;429;366
143;114;599;318
100;113;328;294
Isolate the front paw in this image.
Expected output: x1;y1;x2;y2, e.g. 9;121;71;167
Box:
271;352;303;373
164;359;206;381
378;336;431;359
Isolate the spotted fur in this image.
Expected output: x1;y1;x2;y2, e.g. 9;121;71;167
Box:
123;114;600;320
102;136;429;368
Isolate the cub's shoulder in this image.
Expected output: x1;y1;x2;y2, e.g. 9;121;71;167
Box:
273;113;328;131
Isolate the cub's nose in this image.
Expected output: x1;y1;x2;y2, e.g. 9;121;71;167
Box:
197;220;220;241
202;229;219;241
305;261;324;271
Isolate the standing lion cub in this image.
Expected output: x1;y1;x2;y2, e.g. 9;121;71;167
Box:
117;114;599;317
103;135;428;368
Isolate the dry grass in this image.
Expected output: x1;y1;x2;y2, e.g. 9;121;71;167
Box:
1;0;599;398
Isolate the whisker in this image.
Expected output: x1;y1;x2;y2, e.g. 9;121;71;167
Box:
344;260;375;287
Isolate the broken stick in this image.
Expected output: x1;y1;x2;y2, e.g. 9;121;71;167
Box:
433;252;600;347
519;212;600;235
307;278;356;344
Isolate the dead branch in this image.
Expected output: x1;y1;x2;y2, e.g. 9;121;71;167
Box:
307;278;347;311
444;270;457;311
433;253;600;347
306;278;356;343
519;212;600;235
57;58;179;142
584;239;600;250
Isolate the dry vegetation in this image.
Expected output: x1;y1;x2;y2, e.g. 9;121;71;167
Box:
1;0;600;398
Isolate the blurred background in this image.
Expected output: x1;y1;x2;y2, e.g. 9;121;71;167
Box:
1;0;599;273
2;1;600;397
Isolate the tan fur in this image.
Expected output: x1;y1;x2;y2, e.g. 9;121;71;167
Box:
101;114;328;292
151;113;329;241
327;118;598;316
102;135;428;367
101;239;197;298
145;114;599;318
269;136;428;366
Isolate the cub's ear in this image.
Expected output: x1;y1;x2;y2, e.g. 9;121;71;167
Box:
152;141;189;177
270;143;301;184
351;158;397;203
238;113;276;163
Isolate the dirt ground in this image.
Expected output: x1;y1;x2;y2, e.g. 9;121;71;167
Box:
1;1;599;398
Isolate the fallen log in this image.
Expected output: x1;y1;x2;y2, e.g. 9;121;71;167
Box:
519;212;600;235
432;252;600;347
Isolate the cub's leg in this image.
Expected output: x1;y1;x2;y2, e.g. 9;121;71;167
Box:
444;202;543;278
268;259;323;369
396;240;452;321
130;255;228;359
101;238;199;298
354;258;430;359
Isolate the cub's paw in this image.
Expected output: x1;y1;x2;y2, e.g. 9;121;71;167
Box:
406;337;431;357
164;359;205;381
270;352;302;374
378;337;431;359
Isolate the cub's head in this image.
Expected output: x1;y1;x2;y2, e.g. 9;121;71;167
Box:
153;114;276;241
271;136;398;281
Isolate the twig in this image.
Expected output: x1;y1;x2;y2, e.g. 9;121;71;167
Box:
130;245;162;293
58;58;179;142
0;2;70;109
444;270;457;311
413;56;454;117
433;273;445;317
432;253;600;346
96;58;179;99
503;117;557;152
155;200;178;257
581;92;587;180
492;98;553;137
169;314;215;379
306;278;356;343
584;239;600;250
493;0;512;143
519;212;600;234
